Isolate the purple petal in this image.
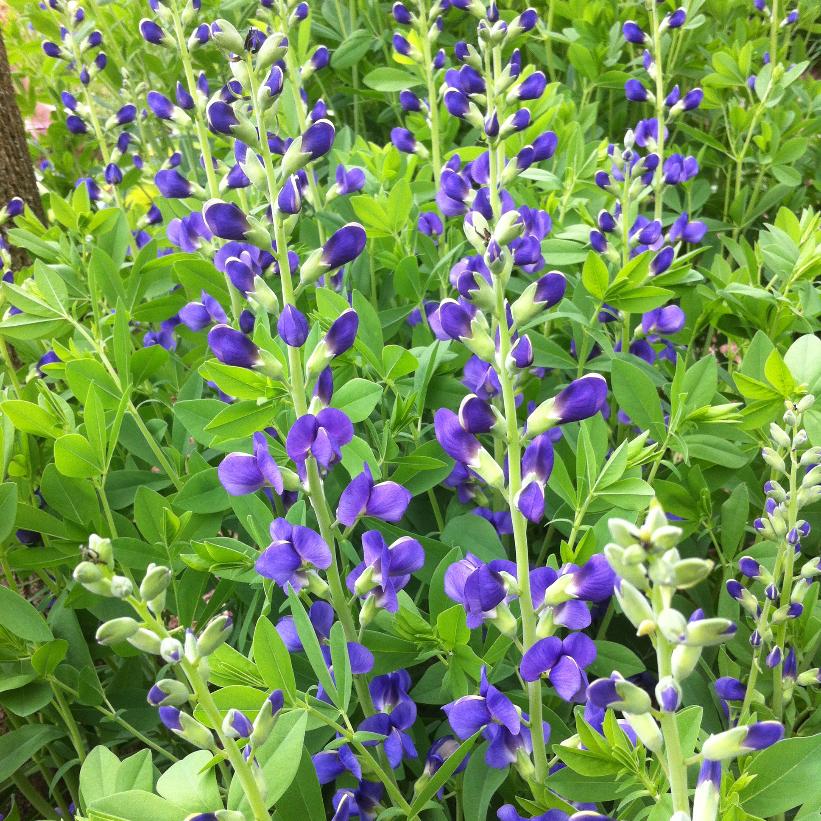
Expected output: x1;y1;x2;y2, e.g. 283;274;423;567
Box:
292;525;332;569
520;637;562;682
444;695;491;738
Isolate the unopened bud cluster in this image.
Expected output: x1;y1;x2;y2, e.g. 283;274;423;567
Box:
726;396;819;706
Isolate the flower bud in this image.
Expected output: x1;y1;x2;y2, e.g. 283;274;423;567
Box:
655;676;682;712
587;673;652;713
769;423;791;449
140;563;172;601
701;722;783;761
761;447;786;473
210;19;245;53
222;708;253;740
96;617;141;645
110;575;134;599
147;679;189;707
671;644;702;680
198;612;233;656
161;637;184;664
85;533;114;568
128;628;163;654
615;579;654;631
160;707;215;749
250;690;285;747
624;712;663;752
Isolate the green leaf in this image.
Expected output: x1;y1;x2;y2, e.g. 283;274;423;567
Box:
0;585;53;643
461;743;508;821
40;464;99;525
331;29;373;69
739;734;821;816
0;482;19;542
611;357;666;439
156;750;222;813
764;348;796;397
272;750;325;821
80;746;121;810
785;334;821;394
428;546;462;620
581;251;609;299
54;433;103;478
287;588;338;704
0;725;64;783
31;639;68;677
331;378;383;422
87;791;189;821
175;468;230;514
589;641;645;678
0;399;63;438
253;616;297;702
362;67;423;91
329;621;352;712
230;710;308;812
437;605;470;649
115;751;154;795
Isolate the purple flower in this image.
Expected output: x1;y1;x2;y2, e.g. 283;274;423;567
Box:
155;169;194;199
528;373;608;432
445;554;516;629
347;531;424;612
517;433;554;522
357;671;418;767
218;432;284;496
334;165;366;195
641;305;685;336
322;223;366;269
515;71;547;100
668;212;707;244
444;667;520;740
207;324;259;368
391;127;418;154
418;212;444;239
520;634;596;701
203;199;252;241
336;465;412;526
139;18;165;44
167;211;212;252
255;518;331;590
625;79;650;102
623;20;646;43
278;305;309;347
314;744;362;785
179;291;227;331
285;408;354;472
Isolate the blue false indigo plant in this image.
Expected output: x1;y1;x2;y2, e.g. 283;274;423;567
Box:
0;0;818;819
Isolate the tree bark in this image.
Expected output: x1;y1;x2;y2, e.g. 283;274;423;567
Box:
0;27;45;267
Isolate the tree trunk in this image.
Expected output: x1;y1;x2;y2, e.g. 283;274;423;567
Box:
0;27;45;267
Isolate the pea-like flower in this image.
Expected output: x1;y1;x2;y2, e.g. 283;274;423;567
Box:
336;465;412;527
285;408;354;474
255;518;331;591
520;634;596;701
218;432;284;496
347;531;425;612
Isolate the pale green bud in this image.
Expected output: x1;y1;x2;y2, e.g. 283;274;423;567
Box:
624;712;663;753
160;637;183;664
673;558;714;589
96;617;140;645
140;564;172;601
148;679;189;707
657;609;688;644
489;603;518;638
211;19;245;52
176;711;216;750
671;644;702;681
685;617;736;647
608;518;641;548
492;211;524;245
615;579;654;630
796;394;815;413
85;534;114;568
769;423;791;449
761;447;786;473
198;612;233;656
256;33;288;72
127;628;163;654
110;575;133;599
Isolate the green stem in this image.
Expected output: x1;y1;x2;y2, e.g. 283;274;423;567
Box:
12;772;58;819
653;589;689;815
247;61;375;716
649;1;666;222
52;684;87;762
185;662;270;821
418;0;442;186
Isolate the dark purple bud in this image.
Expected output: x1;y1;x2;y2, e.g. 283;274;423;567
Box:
322;223;366;269
203;199;251;241
147;91;175;120
208;324;260;368
325;309;359;356
155;169;193;199
278;305;309;347
391;127;417;154
623;20;646;43
625;79;650;102
392;1;412;23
